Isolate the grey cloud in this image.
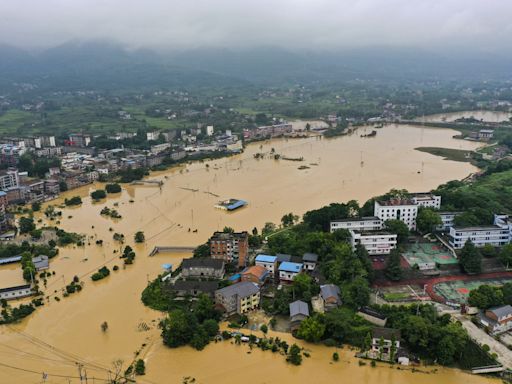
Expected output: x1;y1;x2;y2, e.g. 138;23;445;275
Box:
1;0;511;51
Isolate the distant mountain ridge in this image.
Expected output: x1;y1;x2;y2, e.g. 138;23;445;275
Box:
0;41;511;91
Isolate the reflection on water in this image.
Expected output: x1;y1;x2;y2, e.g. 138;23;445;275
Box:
0;124;495;383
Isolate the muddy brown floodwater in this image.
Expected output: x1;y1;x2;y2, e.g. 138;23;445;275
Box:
0;124;499;383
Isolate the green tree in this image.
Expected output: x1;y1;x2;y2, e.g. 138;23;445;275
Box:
468;285;504;309
19;217;35;234
296;315;325;342
90;189;107;201
134;231;145;243
416;208;442;233
202;319;220;337
385;248;403;281
286;344;302;365
222;226;234;233
31;202;41;212
134;359;145;375
341;277;370;308
260;324;268;335
481;244;496;258
161;310;197;348
281;213;299;227
384;220;409;243
105;183;122;193
193;243;210;258
500;244;512;268
292;273;319;302
459;240;482;274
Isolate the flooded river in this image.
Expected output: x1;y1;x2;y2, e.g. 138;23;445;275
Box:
416;110;512;123
0;123;496;383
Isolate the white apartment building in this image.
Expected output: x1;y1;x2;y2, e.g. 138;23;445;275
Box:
330;216;383;233
411;193;442;209
206;125;214;136
449;214;512;249
374;199;418;230
449;226;510;249
350;230;398;255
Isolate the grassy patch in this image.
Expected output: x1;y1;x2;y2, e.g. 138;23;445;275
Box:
383;292;410;301
415;147;475;162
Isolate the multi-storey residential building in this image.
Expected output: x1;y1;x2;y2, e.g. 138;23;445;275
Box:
330;216;383;233
215;281;260;315
0;191;8;232
0;169;19;190
374;199;418;230
0;145;25;166
350;230;397;255
411;193;442;209
67;134;91;147
210;231;249;268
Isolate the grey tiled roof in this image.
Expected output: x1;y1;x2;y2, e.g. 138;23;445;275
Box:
216;281;259;298
289;300;309;317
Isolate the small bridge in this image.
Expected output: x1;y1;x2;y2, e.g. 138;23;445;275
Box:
131;179;164;186
149;246;196;256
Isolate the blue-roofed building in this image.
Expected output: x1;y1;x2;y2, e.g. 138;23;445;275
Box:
228;273;241;283
278;262;303;283
215;199;248;211
255;254;278;278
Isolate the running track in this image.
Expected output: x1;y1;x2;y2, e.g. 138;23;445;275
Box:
373;271;512;303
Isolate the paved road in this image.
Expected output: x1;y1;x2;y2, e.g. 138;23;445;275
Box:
456;315;512;368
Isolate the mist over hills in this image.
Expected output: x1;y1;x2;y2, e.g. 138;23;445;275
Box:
1;41;511;91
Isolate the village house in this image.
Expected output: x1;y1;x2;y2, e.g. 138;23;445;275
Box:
278;262;303;283
302;253;318;271
437;211;462;231
33;255;49;271
320;284;341;311
255;254;278;277
479;305;512;334
240;265;269;286
170;281;219;299
180;258;225;279
357;306;387;327
0;284;33;300
289;300;310;332
215;281;260;315
371;328;401;361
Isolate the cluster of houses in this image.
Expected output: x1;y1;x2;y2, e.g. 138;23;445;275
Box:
329;193;512;256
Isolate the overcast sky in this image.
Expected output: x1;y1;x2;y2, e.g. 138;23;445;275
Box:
1;0;511;51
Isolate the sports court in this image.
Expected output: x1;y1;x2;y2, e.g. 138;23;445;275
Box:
433;277;512;303
402;242;458;269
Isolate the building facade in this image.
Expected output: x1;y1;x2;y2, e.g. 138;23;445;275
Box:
411;193;442;209
374;199;418;230
210;231;249;268
215;281;260;315
350;230;397;255
448;226;510;249
330;216;383;233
